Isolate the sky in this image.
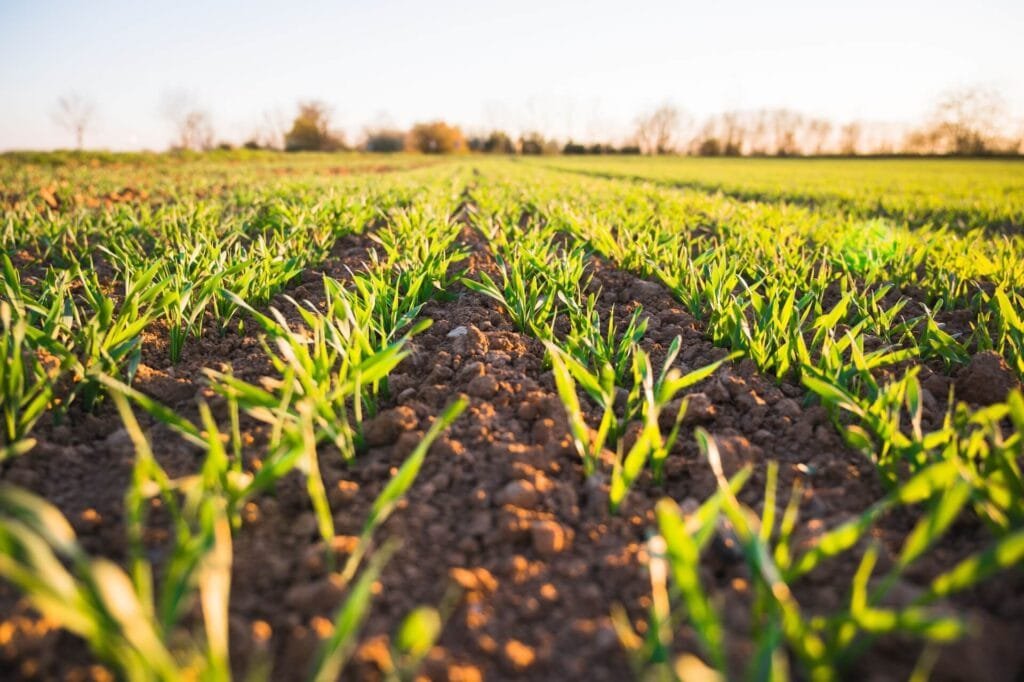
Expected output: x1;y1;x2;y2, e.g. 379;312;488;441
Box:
1;0;1022;150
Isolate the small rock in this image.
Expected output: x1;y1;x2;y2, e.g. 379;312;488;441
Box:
449;566;498;593
583;474;609;516
431;436;465;459
495;480;539;508
679;497;700;515
392;430;422;458
923;372;951;399
103;427;132;453
684;392;716;423
285;575;344;614
531;520;569;556
77;508;103;530
453;325;489;356
532;418;559;444
362;406;419;446
447;664;483;682
629;279;664;300
466;512;492;536
713;433;762;476
775;397;802;419
705;377;730;403
447;325;468;338
502;639;536;672
467;374;499;398
294;513;318;538
594;620;618;651
329;480;359;506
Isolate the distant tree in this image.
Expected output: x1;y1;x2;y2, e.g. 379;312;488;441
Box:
696;137;722;156
923;86;1008;155
747;110;771;155
52;93;95;149
518;132;558;155
364;128;407;152
563;141;587;155
839;122;862;156
719;111;745;155
482;130;514;154
176;112;214;151
805;118;833;155
634;104;684;154
162;91;215;151
285;101;345;152
688;119;715;155
407;121;465;153
689;113;742;156
770;109;804;156
258;108;289;150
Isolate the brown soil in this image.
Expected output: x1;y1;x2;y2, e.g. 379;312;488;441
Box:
954;351;1022;406
2;222;1023;682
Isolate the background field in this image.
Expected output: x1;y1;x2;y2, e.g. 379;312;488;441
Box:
1;153;1023;681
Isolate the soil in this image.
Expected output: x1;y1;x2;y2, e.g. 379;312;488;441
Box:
954;351;1022;406
2;213;1024;682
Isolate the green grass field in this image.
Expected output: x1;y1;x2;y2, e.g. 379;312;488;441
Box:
533;156;1024;230
1;152;1022;681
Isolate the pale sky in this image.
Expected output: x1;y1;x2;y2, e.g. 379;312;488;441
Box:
1;0;1022;150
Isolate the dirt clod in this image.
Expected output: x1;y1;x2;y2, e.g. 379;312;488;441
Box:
466;374;499;398
496;480;540;508
362;406;420;446
531;520;569;556
955;351;1020;405
502;639;536;672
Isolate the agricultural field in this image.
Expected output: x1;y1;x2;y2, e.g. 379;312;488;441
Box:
1;152;1023;681
535;156;1024;232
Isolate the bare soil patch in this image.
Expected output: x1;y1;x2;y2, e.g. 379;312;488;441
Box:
3;223;1023;681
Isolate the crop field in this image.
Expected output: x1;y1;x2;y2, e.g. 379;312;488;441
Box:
1;152;1024;681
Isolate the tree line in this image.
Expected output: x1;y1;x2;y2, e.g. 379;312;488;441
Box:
51;86;1023;156
633;87;1021;156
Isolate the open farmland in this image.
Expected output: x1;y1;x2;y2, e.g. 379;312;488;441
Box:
2;153;1024;681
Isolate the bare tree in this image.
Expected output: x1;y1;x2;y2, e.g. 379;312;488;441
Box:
258;107;289;150
927;86;1008;154
770;109;804;156
748;110;771;155
161;91;215;151
839;122;862;155
719;111;746;155
634;104;685;154
805;118;833;155
52;93;95;149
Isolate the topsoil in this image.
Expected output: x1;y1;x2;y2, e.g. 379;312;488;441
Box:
2;218;1023;681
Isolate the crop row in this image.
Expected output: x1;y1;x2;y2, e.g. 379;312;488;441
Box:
531;156;1024;232
1;165;471;679
460;163;1024;679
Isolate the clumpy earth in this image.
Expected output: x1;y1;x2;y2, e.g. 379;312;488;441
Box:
2;227;1023;681
954;350;1021;406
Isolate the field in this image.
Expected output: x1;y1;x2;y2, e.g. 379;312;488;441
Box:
1;152;1023;681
